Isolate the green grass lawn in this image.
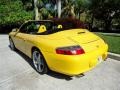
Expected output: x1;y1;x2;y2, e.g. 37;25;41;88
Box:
96;33;120;54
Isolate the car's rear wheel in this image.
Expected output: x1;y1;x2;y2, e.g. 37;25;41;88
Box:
9;38;16;51
32;49;48;74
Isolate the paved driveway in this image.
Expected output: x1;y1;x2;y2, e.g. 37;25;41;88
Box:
0;35;120;90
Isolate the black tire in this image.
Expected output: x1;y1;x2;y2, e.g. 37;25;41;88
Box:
32;49;48;74
9;38;16;51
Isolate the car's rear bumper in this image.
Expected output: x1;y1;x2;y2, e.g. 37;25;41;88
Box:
43;44;108;76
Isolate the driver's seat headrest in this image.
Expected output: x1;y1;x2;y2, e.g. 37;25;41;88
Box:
38;25;46;33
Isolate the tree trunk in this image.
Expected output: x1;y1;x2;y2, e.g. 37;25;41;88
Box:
57;0;61;18
105;19;112;31
90;14;94;30
78;12;80;20
70;5;75;18
34;0;39;20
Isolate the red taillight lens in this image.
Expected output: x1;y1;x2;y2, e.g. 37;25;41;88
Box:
56;46;85;55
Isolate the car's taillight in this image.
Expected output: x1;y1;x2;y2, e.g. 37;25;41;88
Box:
56;45;85;55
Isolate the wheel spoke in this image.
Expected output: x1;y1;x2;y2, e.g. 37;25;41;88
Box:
36;63;40;71
38;63;42;72
37;54;40;62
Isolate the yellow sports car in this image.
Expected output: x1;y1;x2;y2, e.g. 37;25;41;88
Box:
9;20;108;76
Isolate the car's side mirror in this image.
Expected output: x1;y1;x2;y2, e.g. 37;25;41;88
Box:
12;28;18;32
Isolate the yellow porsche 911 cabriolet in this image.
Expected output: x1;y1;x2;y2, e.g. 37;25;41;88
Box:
9;20;108;76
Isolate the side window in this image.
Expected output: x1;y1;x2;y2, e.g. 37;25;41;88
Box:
19;22;40;34
19;21;54;34
27;22;39;34
19;23;28;33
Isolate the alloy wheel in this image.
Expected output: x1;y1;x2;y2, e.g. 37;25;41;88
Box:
32;50;45;73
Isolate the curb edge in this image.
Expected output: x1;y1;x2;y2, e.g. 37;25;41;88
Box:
108;52;120;61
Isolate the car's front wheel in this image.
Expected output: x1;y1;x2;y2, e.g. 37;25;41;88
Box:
9;38;16;51
32;49;48;74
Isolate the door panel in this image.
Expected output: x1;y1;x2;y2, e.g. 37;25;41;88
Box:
14;33;26;53
23;34;35;57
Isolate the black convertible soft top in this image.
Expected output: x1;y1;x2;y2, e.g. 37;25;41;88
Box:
19;18;87;35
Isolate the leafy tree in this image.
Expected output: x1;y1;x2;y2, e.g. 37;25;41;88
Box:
24;0;55;20
59;0;89;19
61;0;75;18
0;0;33;26
74;0;89;19
89;0;120;30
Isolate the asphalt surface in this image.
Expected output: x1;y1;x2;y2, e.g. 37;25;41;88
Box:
0;35;120;90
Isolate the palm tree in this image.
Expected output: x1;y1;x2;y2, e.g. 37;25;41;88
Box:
33;0;39;20
57;0;61;18
74;0;88;19
50;0;62;18
61;0;75;18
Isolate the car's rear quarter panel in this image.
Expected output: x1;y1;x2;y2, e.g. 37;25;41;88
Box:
42;43;108;75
